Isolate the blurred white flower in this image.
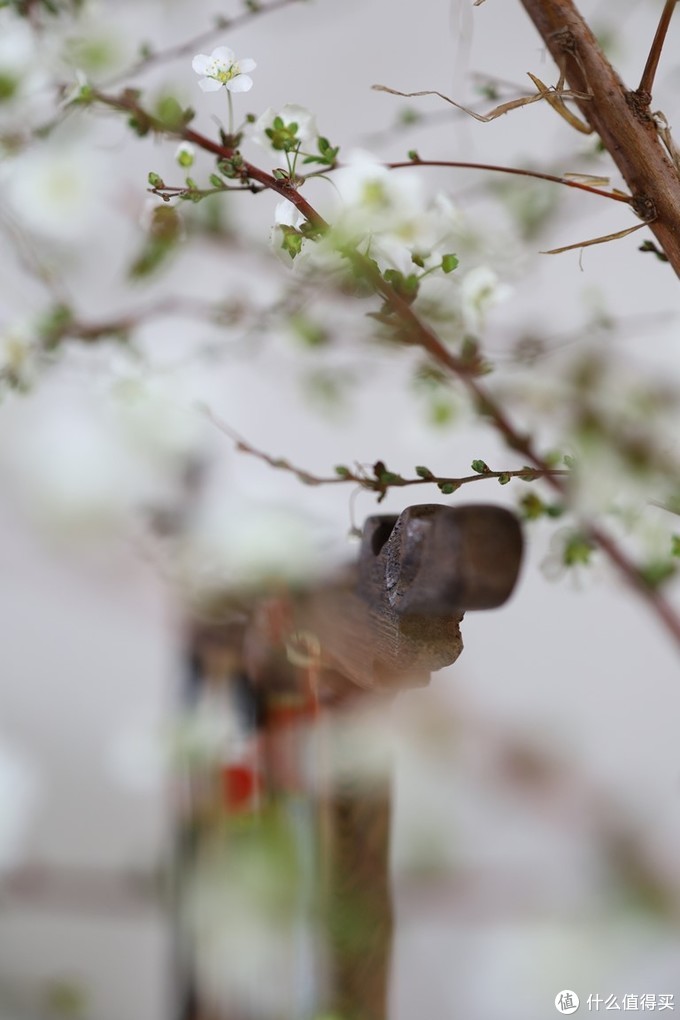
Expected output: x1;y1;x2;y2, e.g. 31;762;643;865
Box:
460;265;513;335
5;144;104;241
0;739;38;873
109;371;205;469
192;47;256;93
248;104;318;153
0;14;47;104
333;150;427;244
181;497;321;596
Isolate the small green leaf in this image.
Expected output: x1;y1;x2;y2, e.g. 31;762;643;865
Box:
415;465;434;479
441;253;459;274
147;171;164;188
438;481;460;495
471;459;490;474
334;465;351;478
407;149;419;161
498;472;511;485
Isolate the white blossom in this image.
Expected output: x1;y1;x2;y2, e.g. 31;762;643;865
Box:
192;46;256;93
248;104;318;153
460;265;513;335
4;144;104;241
332;149;427;244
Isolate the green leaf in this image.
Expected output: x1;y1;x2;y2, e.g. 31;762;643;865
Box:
438;481;460;495
441;253;459;274
415;465;434;479
498;472;511;485
147;171;164;188
334;465;351;478
471;459;490;474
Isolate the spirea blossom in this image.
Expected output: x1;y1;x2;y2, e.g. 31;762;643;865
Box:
248;105;318;153
192;46;256;93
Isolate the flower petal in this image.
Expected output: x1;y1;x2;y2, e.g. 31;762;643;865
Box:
211;46;235;63
198;77;223;92
227;75;253;93
191;54;211;74
238;58;257;73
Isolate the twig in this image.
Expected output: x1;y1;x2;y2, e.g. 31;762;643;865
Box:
104;0;306;87
387;159;631;205
638;0;678;100
203;409;566;494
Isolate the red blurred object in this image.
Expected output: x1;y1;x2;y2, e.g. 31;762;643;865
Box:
221;763;259;811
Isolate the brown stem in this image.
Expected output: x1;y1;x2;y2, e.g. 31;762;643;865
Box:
638;0;678;98
519;0;680;277
387;159;631;204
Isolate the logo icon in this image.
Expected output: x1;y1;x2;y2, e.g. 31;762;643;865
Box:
555;990;580;1014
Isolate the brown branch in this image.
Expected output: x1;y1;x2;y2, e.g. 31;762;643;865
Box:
518;0;680;277
204;410;566;494
387;159;631;204
638;0;678;98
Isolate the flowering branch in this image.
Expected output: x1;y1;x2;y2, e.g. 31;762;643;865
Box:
85;87;680;649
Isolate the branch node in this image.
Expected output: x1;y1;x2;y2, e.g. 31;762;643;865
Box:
631;193;658;222
626;89;653;122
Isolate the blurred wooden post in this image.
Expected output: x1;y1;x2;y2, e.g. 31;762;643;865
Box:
178;503;523;1020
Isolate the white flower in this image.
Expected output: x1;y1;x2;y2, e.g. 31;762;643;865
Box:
4;145;103;241
192;46;256;93
332;150;427;243
248;104;318;153
460;265;512;335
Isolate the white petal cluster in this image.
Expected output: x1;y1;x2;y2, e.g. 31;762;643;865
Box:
192;46;256;93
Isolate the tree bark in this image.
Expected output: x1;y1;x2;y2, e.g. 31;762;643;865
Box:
519;0;680;278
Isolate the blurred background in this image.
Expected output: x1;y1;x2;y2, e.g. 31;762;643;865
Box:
1;0;680;1017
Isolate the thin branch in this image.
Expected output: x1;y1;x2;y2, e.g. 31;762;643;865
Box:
372;78;592;126
638;0;678;99
104;0;306;87
203;409;566;494
387;159;631;205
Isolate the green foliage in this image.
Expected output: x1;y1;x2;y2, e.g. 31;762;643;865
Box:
302;135;339;166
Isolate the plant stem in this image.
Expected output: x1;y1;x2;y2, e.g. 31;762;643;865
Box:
638;0;678;99
519;0;680;277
